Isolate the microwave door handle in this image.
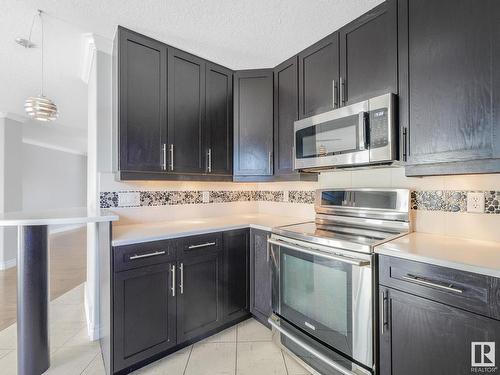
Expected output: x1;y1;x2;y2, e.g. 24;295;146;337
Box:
358;112;367;150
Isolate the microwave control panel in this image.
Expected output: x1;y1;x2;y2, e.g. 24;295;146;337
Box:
369;108;389;149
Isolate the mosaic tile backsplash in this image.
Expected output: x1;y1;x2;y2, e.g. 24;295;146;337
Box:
100;189;500;214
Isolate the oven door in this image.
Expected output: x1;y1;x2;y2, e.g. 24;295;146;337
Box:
294;100;369;170
269;236;373;369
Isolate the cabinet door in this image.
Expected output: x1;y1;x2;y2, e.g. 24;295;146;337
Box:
113;262;176;372
168;48;206;174
379;286;500;375
274;56;298;176
233;70;274;176
400;0;500;174
223;229;250;322
249;229;271;327
339;0;397;105
118;27;167;172
176;251;223;342
298;33;340;118
206;63;233;175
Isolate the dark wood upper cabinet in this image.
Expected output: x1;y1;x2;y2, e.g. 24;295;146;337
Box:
206;63;233;175
118;28;167;172
233;70;274;177
298;33;340;118
339;0;398;105
400;0;500;175
168;48;206;174
113;262;176;372
379;286;500;375
222;229;250;322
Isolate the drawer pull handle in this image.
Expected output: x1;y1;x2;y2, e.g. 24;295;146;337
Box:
188;241;216;250
402;274;463;294
129;250;166;260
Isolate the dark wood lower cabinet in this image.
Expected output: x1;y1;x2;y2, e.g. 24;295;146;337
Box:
379;286;500;375
113;262;176;373
223;229;250;322
176;251;223;342
109;230;250;374
249;229;272;326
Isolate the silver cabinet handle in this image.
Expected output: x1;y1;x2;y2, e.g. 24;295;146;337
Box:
267;238;370;266
268;151;273;175
162;144;167;170
169;144;174;171
268;316;358;375
266;235;270;263
358;112;367;151
402;274;463;294
179;263;184;294
339;77;345;105
170;264;176;297
187;241;216;250
380;290;388;335
207;148;212;173
129;250;166;260
332;79;338;108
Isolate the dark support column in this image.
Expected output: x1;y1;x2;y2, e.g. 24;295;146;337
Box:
17;225;49;375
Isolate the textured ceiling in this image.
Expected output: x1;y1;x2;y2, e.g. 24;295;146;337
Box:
0;0;383;149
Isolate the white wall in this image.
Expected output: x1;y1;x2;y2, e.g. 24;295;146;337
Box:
22;143;87;211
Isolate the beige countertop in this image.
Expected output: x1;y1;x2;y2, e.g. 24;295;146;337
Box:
375;232;500;278
112;213;310;246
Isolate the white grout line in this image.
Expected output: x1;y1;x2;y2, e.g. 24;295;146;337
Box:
281;349;290;375
182;345;194;375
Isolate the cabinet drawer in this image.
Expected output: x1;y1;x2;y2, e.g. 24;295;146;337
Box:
177;232;223;257
379;255;500;319
113;240;175;272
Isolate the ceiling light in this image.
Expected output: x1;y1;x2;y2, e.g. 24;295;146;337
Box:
21;10;59;122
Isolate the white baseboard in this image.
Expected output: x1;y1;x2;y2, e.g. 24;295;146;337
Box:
84;282;100;341
0;258;16;270
49;224;86;235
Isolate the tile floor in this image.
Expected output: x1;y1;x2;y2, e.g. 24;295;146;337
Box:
0;284;311;375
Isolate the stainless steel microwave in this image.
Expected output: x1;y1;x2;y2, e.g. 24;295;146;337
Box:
294;93;397;171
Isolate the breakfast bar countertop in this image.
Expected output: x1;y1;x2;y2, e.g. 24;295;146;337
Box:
112;213;311;246
375;232;500;278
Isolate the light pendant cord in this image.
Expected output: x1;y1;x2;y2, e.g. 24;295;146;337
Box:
39;9;44;97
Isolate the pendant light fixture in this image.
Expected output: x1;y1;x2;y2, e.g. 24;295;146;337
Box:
21;10;59;122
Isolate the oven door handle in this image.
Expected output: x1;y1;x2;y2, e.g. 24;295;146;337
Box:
268;317;360;375
267;238;370;266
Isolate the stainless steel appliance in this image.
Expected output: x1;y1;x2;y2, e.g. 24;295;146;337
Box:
294;93;397;171
268;188;411;375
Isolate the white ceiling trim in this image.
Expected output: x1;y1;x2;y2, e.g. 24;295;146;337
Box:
0;112;29;123
80;33;113;84
23;137;88;156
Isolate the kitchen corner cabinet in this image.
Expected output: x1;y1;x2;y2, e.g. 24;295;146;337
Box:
115;26;233;181
249;229;272;327
339;0;397;105
223;229;250;322
117;28;167;173
399;0;500;175
298;33;340;118
233;69;274;178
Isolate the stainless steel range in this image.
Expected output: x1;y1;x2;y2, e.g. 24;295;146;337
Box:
268;188;411;375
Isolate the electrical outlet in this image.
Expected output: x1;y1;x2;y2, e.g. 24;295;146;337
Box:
118;192;140;207
283;190;289;202
466;192;485;213
202;191;210;203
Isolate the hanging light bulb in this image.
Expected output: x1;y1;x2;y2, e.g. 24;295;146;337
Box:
23;10;59;122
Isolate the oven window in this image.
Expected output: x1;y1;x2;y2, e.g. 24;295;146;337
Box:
296;114;360;159
282;253;348;336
